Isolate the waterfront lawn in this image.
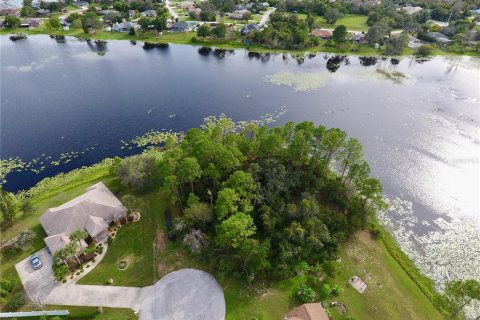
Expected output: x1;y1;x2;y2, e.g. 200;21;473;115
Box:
315;14;369;32
224;231;444;320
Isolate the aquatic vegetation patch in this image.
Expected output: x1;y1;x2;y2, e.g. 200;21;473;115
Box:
374;69;414;85
378;196;480;317
264;71;330;92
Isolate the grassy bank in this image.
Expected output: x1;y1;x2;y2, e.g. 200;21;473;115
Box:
2;25;479;57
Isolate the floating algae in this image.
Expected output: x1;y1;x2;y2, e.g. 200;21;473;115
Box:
264;71;330;92
374;69;414;85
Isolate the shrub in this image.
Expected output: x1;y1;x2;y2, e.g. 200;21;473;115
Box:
116;154;157;193
417;44;433;56
1;278;17;293
0;289;9;297
319;283;332;299
331;284;340;296
7;230;36;252
53;264;69;281
7;292;26;310
96;245;104;255
296;284;316;303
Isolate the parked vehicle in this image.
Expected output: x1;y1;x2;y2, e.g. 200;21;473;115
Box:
30;255;43;270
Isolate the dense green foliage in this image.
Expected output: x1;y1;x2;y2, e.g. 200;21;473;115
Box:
249;13;318;49
118;118;384;282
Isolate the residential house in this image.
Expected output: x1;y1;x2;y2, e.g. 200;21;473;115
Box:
425;31;451;43
228;9;250;20
180;0;196;11
99;9;120;16
402;5;423;15
128;9;137;18
241;23;259;36
20;18;40;28
112;21;139;32
310;28;332;39
285;303;330;320
36;8;50;16
189;8;201;19
142;9;157;17
39;182;126;254
0;8;20;17
170;21;192;32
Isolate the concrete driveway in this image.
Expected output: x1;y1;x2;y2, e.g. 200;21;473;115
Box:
139;269;225;320
16;250;225;318
15;248;56;302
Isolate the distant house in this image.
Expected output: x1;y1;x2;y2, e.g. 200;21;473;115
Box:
425;31;451;43
170;21;191;32
228;9;250;20
20;18;40;28
0;8;20;17
189;8;201;19
112;21;139;32
128;9;136;18
241;23;259;36
99;9;120;16
285;303;329;320
310;28;332;39
39;182;127;254
180;0;196;11
402;5;423;15
142;9;157;17
36;9;50;16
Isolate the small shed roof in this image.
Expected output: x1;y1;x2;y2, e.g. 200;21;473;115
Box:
286;303;329;320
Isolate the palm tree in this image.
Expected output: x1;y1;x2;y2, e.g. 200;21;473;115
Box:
69;230;88;254
183;229;206;253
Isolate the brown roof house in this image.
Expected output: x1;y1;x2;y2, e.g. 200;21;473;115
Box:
39;182;126;253
285;303;330;320
310;29;332;39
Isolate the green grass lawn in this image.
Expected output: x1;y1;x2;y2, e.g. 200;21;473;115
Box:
315;14;369;32
22;305;137;319
293;13;369;32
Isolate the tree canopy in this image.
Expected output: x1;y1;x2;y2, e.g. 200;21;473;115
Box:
118;118;384;281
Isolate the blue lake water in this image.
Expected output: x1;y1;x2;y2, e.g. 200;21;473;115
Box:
1;35;479;308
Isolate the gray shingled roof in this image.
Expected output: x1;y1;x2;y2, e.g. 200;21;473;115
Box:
39;182;126;252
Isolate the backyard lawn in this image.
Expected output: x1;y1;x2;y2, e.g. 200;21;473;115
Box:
315;14;369;32
223;231;444;320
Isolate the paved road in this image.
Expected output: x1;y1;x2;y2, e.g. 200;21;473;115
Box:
165;0;179;20
139;269;225;320
16;250;225;318
259;8;275;26
44;284;152;311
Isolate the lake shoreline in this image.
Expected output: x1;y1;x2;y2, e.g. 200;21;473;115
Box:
2;29;479;58
0;154;445;318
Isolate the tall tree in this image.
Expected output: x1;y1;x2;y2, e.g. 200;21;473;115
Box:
178;157;202;193
444;279;480;319
69;230;88;254
0;187;17;230
340;138;363;180
215;212;256;249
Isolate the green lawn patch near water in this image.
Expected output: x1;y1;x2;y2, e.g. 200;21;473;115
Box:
315;14;369;32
